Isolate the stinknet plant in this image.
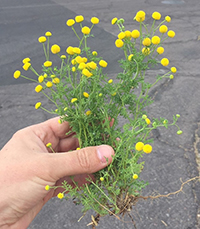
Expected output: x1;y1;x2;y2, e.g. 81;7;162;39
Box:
13;11;183;227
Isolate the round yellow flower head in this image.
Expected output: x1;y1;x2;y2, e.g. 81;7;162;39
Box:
111;17;118;25
152;12;161;20
22;57;31;64
159;25;168;34
35;102;41;109
177;130;183;135
23;62;31;71
78;62;86;70
100;177;104;181
112;92;117;96
38;75;44;83
72;47;81;54
145;118;151;125
44;73;48;78
115;39;124;48
99;93;103;97
128;54;134;61
82;26;90;35
135;142;144;151
76;147;81;150
171;67;177;73
82;57;87;63
82;68;93;77
142;114;147;119
161;58;169;66
61;55;66;59
118;32;126;40
75;56;83;64
142;37;151;47
165;16;171;22
52;78;60;84
45;31;52;37
108;79;113;84
58;119;62;124
151;36;160;45
142;47;150;55
86;110;92;116
168;30;175;38
46;142;52;148
87;61;97;70
131;30;140;39
135;10;145;22
125;30;132;38
51;44;61;54
99;60;108;68
13;70;21;79
45;185;50;191
143;144;152;154
57;193;64;199
83;92;89;98
71;98;78;103
44;61;52;67
157;47;164;54
35;85;43;93
91;17;99;24
170;74;174;79
66;46;74;55
46;81;53;88
72;67;76;72
66;19;75;26
133;174;138;180
38;36;47;43
92;51;98;56
75;15;84;23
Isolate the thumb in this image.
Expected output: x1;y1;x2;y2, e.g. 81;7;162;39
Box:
47;145;114;180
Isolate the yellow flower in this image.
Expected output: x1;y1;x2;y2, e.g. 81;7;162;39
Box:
125;30;132;38
52;78;60;84
64;107;68;111
45;31;52;37
91;17;99;24
133;174;138;180
38;75;44;83
135;10;145;22
142;114;147;119
46;142;52;148
99;60;108;68
99;93;102;97
13;70;21;79
143;144;152;154
170;74;174;79
61;55;66;59
82;68;93;77
151;36;160;45
108;79;113;84
82;26;90;35
177;130;183;135
82;57;87;63
51;74;56;78
44;73;48;78
73;47;81;54
35;102;41;109
135;142;144;151
118;32;126;40
142;38;151;46
46;81;53;88
152;12;161;20
66;46;74;55
131;29;140;39
86;110;92;116
142;47;150;55
100;177;104;181
76;147;81;150
57;192;64;199
75;56;83;64
87;61;97;70
83;92;89;98
38;36;46;43
128;54;134;61
72;67;76;72
66;19;75;26
157;47;164;54
71;98;78;103
45;185;50;191
161;58;169;66
159;25;168;33
112;92;116;96
115;39;124;48
58;119;62;124
23;62;31;71
75;15;84;23
168;30;175;38
171;67;177;73
44;61;52;67
35;85;43;93
92;51;98;56
111;17;118;25
165;16;171;22
78;62;86;70
145;118;151;125
51;44;61;54
22;57;31;64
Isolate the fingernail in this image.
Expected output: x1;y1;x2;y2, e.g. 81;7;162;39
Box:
97;145;114;163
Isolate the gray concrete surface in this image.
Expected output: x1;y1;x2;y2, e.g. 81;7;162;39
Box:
0;0;200;228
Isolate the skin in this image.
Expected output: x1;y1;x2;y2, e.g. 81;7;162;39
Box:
0;117;114;229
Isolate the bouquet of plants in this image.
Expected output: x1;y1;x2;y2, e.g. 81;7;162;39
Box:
13;10;182;227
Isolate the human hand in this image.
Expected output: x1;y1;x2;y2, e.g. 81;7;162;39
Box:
0;117;114;229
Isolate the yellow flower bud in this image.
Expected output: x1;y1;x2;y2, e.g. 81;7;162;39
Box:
135;142;144;151
35;102;41;109
43;61;52;67
91;17;99;24
143;144;152;154
23;62;31;71
99;60;108;68
51;44;61;54
82;26;90;35
131;30;140;39
161;58;169;67
13;70;21;79
35;85;43;93
75;15;84;23
38;36;46;43
115;39;124;48
152;12;161;20
66;19;75;26
133;174;138;180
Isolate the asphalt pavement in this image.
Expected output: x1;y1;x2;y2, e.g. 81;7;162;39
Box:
0;0;200;228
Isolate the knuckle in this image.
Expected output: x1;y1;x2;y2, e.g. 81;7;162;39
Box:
77;148;91;172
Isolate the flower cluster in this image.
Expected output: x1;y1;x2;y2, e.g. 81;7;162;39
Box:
13;10;182;225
